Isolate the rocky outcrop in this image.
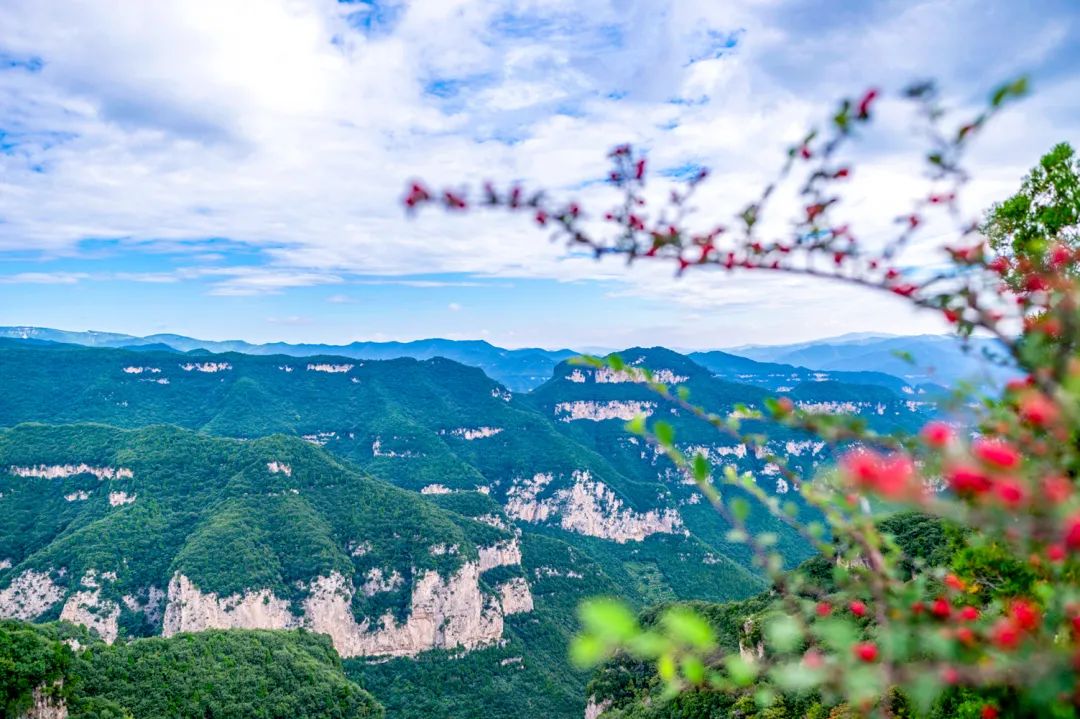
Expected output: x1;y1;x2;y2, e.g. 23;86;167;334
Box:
161;558;529;658
179;362;231;372
0;570;63;620
122;366;160;374
505;471;683;543
108;491;136;507
63;491;90;502
361;568;404;596
554;400;655;422
584;696;611;719
307;363;354;373
595;367;687;384
122;586;166;625
19;683;68;719
266;461;292;476
420;484;452;495
478;539;522;572
9;464;133;480
446;426;503;440
162;575;298;636
304;564;504;658
60;588;120;644
497;577;533;615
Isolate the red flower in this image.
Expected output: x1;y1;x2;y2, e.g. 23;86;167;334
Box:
959;606;979;622
849;600;867;618
853;642;878;663
1009;600;1040;631
988;256;1010;274
981;705;999;719
920;416;954;444
1019;393;1059;427
990;619;1021;650
1048;544;1066;562
955;627;976;646
840;450;916;499
947;465;993;496
816;602;831;617
993;478;1026;508
1050;243;1073;267
931;598;951;619
1065;513;1080;550
1043;475;1073;504
973;438;1021;470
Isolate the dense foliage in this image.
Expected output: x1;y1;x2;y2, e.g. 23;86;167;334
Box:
0;621;382;718
412;78;1080;716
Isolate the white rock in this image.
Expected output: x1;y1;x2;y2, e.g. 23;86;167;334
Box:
0;570;63;620
497;577;533;615
554;400;655;422
10;464;133;480
108;492;136;507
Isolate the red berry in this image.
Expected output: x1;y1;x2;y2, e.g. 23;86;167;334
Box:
816;602;831;617
959;606;979;622
849;600;867;618
931;598;951;619
944;574;965;591
981;705;999;719
1009;600;1040;631
1065;514;1080;550
991;619;1021;650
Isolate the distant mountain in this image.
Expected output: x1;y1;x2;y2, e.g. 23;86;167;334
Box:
727;334;1019;387
0;326;577;392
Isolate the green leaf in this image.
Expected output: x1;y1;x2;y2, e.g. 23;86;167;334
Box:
657;653;677;682
608;355;625;371
692;454;711;483
730;498;751;522
662;607;716;650
681;655;706;684
569;635;606;668
625;415;646;436
579;599;638;642
723;655;758;687
654;421;675;447
764;615;803;653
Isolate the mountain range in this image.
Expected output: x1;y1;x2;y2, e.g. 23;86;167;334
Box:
0;332;943;718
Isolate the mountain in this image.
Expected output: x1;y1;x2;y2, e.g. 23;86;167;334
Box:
0;338;940;718
688;349;915;393
0;326;577;392
727;334;1019;387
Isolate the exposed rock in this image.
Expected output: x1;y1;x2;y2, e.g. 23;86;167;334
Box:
9;464;133;480
122;586;166;625
505;471;683;543
476;513;509;530
305;564;504;658
446;426;504;440
0;559;10;570
738;619;765;662
302;431;338;446
497;577;533;615
567;369;587;383
584;696;611;719
478;539;522;572
361;568;404;596
179;362;231;372
266;461;292;476
61;582;120;643
533;566;583;579
122;366;160;374
0;570;63;620
594;367;687;384
420;484;452;495
19;682;68;719
162;574;298;636
307;363;353;373
371;437;419;458
491;387;512;401
63;491;90;502
108;491;136;507
554;400;655;422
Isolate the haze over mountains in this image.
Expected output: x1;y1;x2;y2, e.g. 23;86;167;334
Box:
0;325;1015;392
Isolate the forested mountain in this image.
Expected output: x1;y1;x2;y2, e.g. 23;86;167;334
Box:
0;337;939;718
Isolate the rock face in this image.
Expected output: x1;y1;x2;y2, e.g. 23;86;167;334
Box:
554;400;655;422
60;587;120;644
162;575;298;636
447;426;503;440
478;539;522;571
505;471;683;543
160;559;533;658
9;464;133;480
498;577;533;615
304;564;504;658
108;491;136;507
307;363;354;373
584;696;611;719
179;362;231;372
19;683;68;719
0;570;63;620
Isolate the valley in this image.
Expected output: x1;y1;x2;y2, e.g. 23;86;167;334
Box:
0;334;938;718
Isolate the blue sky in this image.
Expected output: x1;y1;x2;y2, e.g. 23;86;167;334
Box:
1;0;1078;349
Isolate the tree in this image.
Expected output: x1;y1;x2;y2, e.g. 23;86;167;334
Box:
982;142;1080;287
408;78;1080;717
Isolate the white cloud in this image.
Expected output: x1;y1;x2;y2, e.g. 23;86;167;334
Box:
0;0;1077;341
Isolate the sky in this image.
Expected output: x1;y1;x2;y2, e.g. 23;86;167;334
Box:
1;0;1078;350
